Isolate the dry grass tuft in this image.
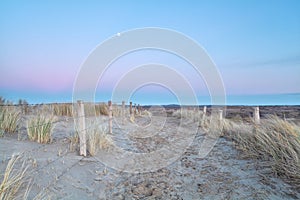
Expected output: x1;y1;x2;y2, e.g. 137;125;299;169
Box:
69;132;79;152
129;114;135;123
222;115;300;188
0;107;20;134
53;103;73;117
98;103;109;116
198;111;225;138
27;115;55;144
112;104;122;117
84;103;109;116
0;154;30;199
87;122;112;156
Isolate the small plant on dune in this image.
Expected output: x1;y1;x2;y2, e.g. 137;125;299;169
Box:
69;131;79;152
27;115;55;144
141;110;152;117
0;154;30;200
129;114;135;123
87;123;112;156
0;107;20;134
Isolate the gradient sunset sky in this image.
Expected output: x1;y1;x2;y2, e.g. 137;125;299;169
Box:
0;0;299;105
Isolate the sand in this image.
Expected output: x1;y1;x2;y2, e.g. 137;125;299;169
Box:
1;107;300;199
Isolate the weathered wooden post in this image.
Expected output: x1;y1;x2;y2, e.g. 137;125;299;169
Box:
219;109;223;121
122;101;125;124
108;100;112;134
218;109;224;129
77;100;86;156
254;106;260;124
201;106;207;126
203;106;207;115
138;104;141;115
129;102;133;116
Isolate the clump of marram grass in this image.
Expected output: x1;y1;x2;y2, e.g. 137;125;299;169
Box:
27;115;55;144
199;111;225;138
0;154;30;200
87;123;112;156
141;110;152;117
0;107;20;134
221;115;300;188
98;103;108;116
53;103;73;117
87;103;108;116
129;114;135;123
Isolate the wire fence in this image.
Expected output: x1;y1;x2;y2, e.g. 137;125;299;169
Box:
2;100;295;157
0;100;139;142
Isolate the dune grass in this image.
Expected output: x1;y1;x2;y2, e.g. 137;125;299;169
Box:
0;107;20;134
219;115;300;188
83;103;109;117
27;115;55;144
53;103;73;117
86;122;112;156
69;131;79;152
0;154;30;200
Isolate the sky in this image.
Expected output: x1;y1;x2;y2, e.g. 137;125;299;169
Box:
0;0;300;105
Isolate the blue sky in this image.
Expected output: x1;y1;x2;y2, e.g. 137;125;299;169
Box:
0;0;299;105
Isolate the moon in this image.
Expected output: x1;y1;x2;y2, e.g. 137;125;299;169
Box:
117;32;121;37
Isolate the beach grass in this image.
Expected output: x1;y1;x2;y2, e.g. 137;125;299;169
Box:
0;154;30;200
87;122;112;156
0;107;20;134
53;103;73;117
27;115;55;144
221;115;300;188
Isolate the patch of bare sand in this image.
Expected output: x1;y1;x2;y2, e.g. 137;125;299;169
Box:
0;115;299;199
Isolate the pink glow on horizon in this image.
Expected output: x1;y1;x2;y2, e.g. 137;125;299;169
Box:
0;67;77;92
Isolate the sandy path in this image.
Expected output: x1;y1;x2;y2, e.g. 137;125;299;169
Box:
0;115;299;199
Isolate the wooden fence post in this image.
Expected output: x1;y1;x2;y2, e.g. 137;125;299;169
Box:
201;106;207;126
77;100;86;156
254;106;260;124
122;101;125;124
130;102;133;116
203;106;207;115
108;100;112;134
219;109;223;121
138;104;141;115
